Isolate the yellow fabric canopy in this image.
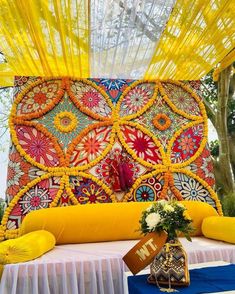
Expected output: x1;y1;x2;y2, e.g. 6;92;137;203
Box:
145;0;235;80
0;0;89;86
213;48;235;81
0;0;234;86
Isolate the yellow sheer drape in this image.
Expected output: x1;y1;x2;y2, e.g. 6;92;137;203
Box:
0;64;14;86
0;0;234;84
0;0;89;85
145;0;235;80
213;48;235;81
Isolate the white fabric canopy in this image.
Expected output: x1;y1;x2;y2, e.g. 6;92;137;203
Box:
1;237;235;294
90;0;176;79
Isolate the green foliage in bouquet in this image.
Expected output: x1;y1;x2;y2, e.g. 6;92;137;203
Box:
140;200;194;241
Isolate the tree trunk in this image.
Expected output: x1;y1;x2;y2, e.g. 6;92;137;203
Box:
216;65;235;195
229;134;235;172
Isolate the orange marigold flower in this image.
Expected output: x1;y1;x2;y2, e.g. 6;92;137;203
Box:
152;113;171;131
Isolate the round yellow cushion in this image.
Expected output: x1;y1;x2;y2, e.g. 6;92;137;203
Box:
20;201;219;244
180;201;219;236
202;216;235;244
0;230;55;277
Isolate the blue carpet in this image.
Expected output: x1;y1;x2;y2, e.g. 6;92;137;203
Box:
128;264;235;294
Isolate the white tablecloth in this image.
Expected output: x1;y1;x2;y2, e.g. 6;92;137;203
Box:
1;237;235;294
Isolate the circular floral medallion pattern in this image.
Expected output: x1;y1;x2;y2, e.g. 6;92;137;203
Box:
17;80;62;116
69;80;112;118
120;125;162;165
70;177;112;204
81;91;101;108
54;111;78;133
171;124;204;164
91;78;134;103
1;77;221;240
17;176;60;215
6;145;31;203
128;174;164;202
19;186;52;214
69;126;113;167
36;94;96;150
119;83;155;117
135;96;191;150
190;146;215;187
16;125;61;167
162;82;201;116
173;173;216;208
134;184;157;202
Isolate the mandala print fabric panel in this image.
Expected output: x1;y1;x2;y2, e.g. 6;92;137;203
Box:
1;77;221;240
173;173;216;208
70;176;112;204
135;93;191;150
130;174;165;202
16;79;62;116
189;145;216;188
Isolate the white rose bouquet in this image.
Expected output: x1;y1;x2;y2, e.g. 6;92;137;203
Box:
140;200;193;241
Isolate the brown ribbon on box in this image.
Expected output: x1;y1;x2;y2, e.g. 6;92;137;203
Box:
123;231;168;275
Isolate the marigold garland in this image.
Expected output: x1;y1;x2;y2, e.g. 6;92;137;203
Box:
173;168;223;216
50;175;67;207
10;120;66;170
117;120;167;167
66;78;114;121
65;120;115;171
168;173;183;200
152;113;172;131
54;111;78;133
0;172;53;240
1;77;222;240
4;229;20;240
166;119;207;168
116;80;159;121
164;80;208;121
157;81;202;121
123;168;167;202
159;172;170;199
76;172;117;203
65;177;80;205
13;77;66;121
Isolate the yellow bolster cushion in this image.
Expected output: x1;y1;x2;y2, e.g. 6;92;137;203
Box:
202;216;235;244
180;201;219;236
20;201;218;244
0;230;55;277
21;202;153;244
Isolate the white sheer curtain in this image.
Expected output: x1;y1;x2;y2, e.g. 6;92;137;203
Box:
90;0;176;79
1;238;235;294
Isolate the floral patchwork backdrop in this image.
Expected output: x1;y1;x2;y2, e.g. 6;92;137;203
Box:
0;77;222;240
